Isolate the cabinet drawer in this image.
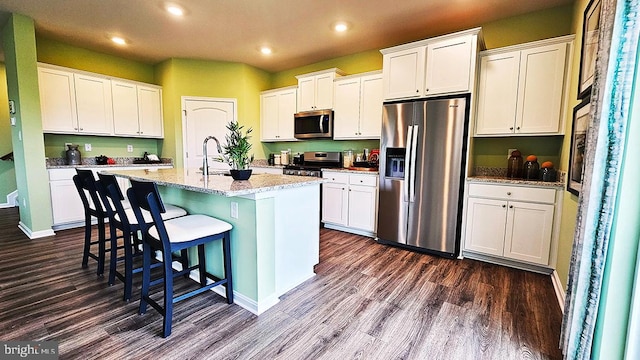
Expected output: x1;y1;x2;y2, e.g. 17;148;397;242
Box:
49;168;79;181
322;172;349;184
349;174;377;187
468;183;556;204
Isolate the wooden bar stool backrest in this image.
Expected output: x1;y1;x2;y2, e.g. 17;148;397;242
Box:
126;180;169;247
74;169;105;216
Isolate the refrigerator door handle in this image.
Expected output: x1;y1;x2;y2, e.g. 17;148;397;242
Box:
403;125;414;202
409;125;419;202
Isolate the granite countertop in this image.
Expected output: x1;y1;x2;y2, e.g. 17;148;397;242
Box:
103;168;322;197
46;157;173;169
467;176;565;188
322;167;379;175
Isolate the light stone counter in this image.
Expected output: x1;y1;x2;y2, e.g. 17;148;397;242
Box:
467;176;564;189
104;167;322;197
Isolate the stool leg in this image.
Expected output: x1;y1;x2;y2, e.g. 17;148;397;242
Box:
139;241;151;315
222;231;233;304
162;248;174;338
180;249;189;278
123;230;134;302
108;224;118;286
82;213;91;269
197;244;206;286
96;217;106;277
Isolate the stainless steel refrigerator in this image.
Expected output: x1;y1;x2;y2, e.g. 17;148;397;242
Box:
376;95;469;258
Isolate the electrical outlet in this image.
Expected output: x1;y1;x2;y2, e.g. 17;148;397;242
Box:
507;148;518;159
84;143;92;152
230;202;238;219
127;145;133;153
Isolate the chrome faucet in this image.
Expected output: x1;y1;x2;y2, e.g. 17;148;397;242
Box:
202;135;222;175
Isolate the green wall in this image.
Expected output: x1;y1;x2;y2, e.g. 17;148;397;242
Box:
0;63;16;204
2;14;52;232
43;134;159;159
155;58;272;167
472;137;563;169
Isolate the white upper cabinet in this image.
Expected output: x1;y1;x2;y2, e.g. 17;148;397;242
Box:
296;68;344;111
475;36;573;136
333;72;383;139
260;86;297;142
38;63;164;138
136;85;164;138
381;28;482;101
424;35;474;95
39;67;113;135
39;67;78;132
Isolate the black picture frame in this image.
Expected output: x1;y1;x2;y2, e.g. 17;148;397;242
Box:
577;0;602;99
567;100;591;196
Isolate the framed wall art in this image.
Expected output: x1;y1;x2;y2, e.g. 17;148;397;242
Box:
577;0;602;99
568;99;591;195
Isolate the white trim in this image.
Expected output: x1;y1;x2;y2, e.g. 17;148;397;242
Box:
551;270;566;313
18;221;55;239
324;223;376;238
0;190;18;208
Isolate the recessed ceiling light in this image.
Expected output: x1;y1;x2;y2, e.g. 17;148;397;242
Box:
111;36;127;45
166;5;184;16
260;47;273;55
333;21;350;32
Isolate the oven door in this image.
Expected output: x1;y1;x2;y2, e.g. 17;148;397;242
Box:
294;110;333;139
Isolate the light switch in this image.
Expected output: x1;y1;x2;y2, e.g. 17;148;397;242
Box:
230;202;238;219
10;117;16;126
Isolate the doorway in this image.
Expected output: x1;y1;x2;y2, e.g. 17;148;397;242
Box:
182;97;237;170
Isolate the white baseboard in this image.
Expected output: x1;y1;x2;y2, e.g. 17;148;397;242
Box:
551;270;566;313
18;221;56;239
0;190;18;208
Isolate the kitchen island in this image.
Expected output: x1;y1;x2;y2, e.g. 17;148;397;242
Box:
105;168;322;315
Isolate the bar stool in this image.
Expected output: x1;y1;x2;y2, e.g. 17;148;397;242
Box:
73;169;109;276
127;179;233;337
95;173;188;301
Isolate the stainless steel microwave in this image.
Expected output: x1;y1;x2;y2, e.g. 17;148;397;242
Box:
294;110;333;139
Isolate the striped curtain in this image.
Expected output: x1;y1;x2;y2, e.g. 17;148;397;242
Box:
561;0;640;358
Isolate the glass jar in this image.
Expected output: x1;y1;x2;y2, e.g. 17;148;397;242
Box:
506;150;523;179
343;150;353;168
541;167;557;182
523;155;539;180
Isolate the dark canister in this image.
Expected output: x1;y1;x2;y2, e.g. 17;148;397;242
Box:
541;161;557;182
506;150;523;179
268;153;275;166
65;144;82;165
523;155;540;180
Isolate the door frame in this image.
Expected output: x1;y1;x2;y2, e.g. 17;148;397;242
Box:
181;96;238;169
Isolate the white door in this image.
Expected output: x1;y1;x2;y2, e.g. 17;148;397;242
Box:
382;46;426;100
359;74;383;138
183;97;236;170
504;201;554;265
74;73;113;134
321;182;348;226
333;77;361;138
424;35;473;96
463;197;507;256
347;185;377;231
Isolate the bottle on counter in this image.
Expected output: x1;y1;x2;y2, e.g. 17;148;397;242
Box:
506;150;523;179
523;155;540;180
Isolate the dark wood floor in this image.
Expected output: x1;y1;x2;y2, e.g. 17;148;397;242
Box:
0;207;563;359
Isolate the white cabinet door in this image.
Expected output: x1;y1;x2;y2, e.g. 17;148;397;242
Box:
382;46;426;100
475;51;521;135
333;78;361;138
347;184;377;232
425;35;473;96
39;67;78;133
112;80;140;136
315;73;336;110
137;86;164;137
503;201;554;265
516;43;567;134
50;180;84;225
463;197;507;256
322;182;348;226
260;87;297;142
359;74;383;138
74;73;113;135
297;77;316;111
277;88;297;141
260;92;280;141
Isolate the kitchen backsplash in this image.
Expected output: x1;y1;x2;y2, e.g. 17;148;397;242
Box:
46;157;173;167
473;166;566;183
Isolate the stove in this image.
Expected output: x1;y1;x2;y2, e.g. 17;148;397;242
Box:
283;151;342;177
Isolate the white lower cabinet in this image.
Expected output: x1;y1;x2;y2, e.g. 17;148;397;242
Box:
322;171;378;236
48;166;171;229
463;182;559;270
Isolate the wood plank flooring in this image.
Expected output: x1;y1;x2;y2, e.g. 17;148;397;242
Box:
0;207;563;359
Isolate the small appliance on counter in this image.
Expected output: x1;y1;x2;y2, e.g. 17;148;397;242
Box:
65;144;81;165
95;155;108;165
133;152;161;164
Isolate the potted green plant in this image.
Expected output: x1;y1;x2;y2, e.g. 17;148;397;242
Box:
220;121;255;180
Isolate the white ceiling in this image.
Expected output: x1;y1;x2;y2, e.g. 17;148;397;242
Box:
0;0;573;73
